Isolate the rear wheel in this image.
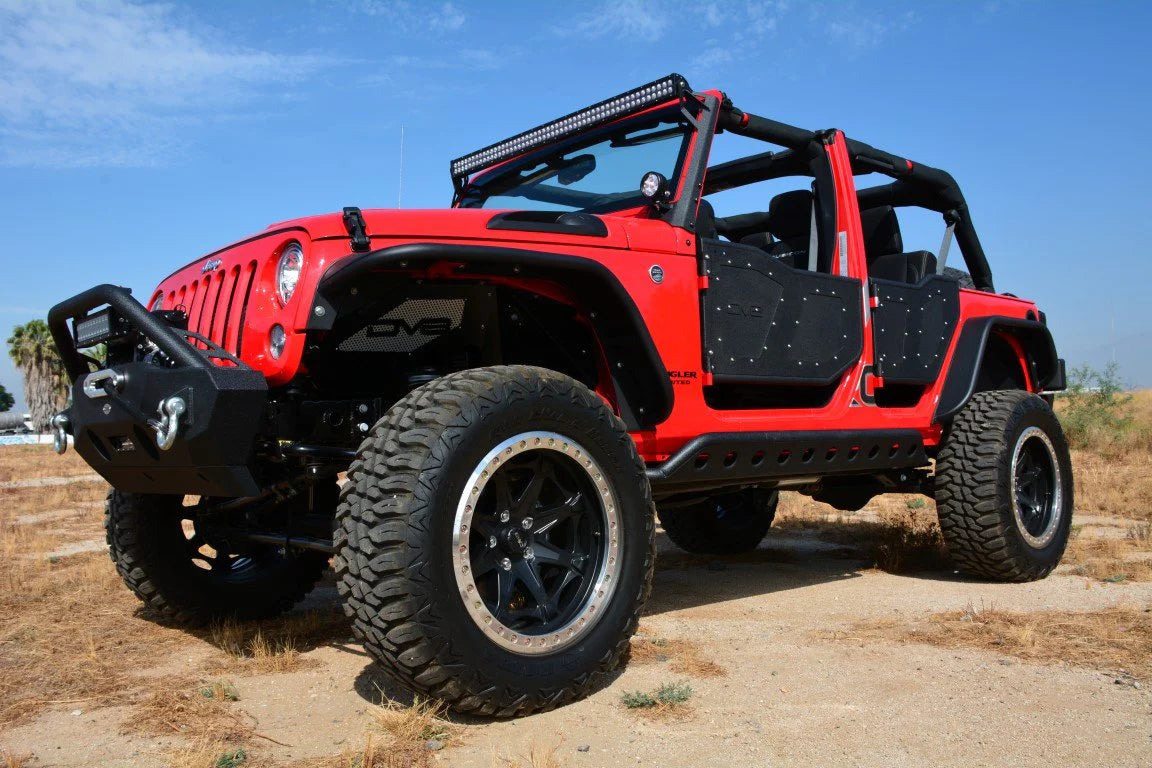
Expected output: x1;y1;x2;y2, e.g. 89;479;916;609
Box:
935;390;1073;582
658;488;778;555
336;365;655;716
105;486;334;625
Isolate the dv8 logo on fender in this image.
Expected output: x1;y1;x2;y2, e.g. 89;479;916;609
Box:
337;299;465;353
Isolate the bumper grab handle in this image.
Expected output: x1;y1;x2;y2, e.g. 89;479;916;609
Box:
152;396;186;451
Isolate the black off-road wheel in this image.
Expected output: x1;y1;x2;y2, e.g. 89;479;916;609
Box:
335;365;655;717
658;488;778;555
105;487;334;625
935;390;1074;582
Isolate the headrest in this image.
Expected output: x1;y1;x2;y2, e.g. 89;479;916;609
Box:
766;190;814;240
695;199;716;239
739;232;774;250
714;210;772;241
859;206;903;258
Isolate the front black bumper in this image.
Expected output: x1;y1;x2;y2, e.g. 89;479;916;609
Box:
49;284;268;497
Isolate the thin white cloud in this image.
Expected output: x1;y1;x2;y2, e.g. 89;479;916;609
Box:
566;0;669;40
0;0;328;168
341;0;467;32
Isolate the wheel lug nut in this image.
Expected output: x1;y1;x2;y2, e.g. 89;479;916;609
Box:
488;535;497;548
521;517;533;530
499;511;511;523
500;557;512;571
524;547;535;561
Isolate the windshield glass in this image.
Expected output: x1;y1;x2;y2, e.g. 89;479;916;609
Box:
458;111;692;213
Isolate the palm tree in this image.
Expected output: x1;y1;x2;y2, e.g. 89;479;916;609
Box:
7;320;68;433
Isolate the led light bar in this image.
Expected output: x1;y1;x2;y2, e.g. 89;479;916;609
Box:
73;308;122;347
450;73;691;181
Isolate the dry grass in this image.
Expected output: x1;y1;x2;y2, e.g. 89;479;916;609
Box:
0;547;189;726
129;678;254;743
162;740;261;768
293;697;460;768
205;609;348;675
1070;449;1152;522
0;750;35;768
774;495;951;574
845;604;1152;681
499;741;565;768
1063;524;1152;583
0;444;94;483
629;626;726;678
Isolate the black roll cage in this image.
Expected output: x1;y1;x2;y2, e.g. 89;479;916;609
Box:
709;100;994;292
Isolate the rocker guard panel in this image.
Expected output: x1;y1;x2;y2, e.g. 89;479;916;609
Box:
647;429;928;493
934;316;1062;424
314;243;674;428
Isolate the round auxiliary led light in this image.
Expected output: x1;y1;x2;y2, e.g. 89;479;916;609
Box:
640;171;668;200
276;242;304;305
269;324;286;359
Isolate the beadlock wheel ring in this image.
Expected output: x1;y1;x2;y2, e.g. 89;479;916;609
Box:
451;431;622;655
1010;426;1064;549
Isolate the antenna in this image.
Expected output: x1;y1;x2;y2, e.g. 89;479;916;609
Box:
397;125;405;209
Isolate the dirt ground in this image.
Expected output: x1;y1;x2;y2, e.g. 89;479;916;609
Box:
1;445;1149;768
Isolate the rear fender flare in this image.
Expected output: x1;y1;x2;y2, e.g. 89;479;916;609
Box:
934;316;1062;424
311;242;673;429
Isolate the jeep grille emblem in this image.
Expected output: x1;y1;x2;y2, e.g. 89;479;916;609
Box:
200;258;222;274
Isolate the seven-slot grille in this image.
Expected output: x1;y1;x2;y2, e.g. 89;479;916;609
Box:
162;260;258;359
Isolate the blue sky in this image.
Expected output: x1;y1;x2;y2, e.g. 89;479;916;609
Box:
1;0;1149;410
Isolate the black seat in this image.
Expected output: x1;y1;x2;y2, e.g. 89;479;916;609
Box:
695;199;718;239
859;206;938;284
764;190;814;269
711;209;774;250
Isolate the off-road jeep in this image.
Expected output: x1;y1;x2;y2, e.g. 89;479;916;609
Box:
49;74;1071;716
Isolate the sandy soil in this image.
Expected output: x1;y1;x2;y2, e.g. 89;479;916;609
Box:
3;522;1150;768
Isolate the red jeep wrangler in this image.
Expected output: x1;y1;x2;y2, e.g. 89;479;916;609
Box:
49;74;1071;716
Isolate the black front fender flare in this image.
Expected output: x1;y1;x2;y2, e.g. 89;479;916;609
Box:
311;242;674;429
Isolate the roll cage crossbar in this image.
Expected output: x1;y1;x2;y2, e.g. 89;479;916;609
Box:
714;101;994;292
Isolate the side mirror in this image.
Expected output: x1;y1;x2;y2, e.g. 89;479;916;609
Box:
639;171;670;208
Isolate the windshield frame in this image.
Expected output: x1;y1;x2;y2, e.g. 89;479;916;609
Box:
456;105;696;216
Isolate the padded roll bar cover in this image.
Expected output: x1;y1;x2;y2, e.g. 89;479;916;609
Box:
934;316;1062;424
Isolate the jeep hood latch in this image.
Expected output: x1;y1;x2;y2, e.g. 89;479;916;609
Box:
342;206;371;252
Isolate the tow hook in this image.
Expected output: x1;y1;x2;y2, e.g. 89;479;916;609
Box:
51;413;70;455
151;396;186;451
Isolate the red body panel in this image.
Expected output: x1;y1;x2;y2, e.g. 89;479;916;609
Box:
151;129;1040;465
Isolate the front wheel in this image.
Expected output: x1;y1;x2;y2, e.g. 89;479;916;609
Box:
935;390;1074;582
335;366;655;717
105;486;334;625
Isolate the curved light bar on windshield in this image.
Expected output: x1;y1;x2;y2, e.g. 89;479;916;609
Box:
450;73;691;184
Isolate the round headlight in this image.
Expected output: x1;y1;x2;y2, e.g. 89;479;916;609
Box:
269;324;286;359
276;242;304;305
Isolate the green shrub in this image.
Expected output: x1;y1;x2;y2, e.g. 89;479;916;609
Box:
621;681;693;709
1058;363;1134;452
215;749;247;768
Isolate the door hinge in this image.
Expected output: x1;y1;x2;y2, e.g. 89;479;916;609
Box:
342;206;371;252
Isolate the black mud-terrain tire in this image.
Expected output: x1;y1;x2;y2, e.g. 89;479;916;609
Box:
105;489;332;625
335;365;655;717
658;488;778;555
935;390;1074;582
